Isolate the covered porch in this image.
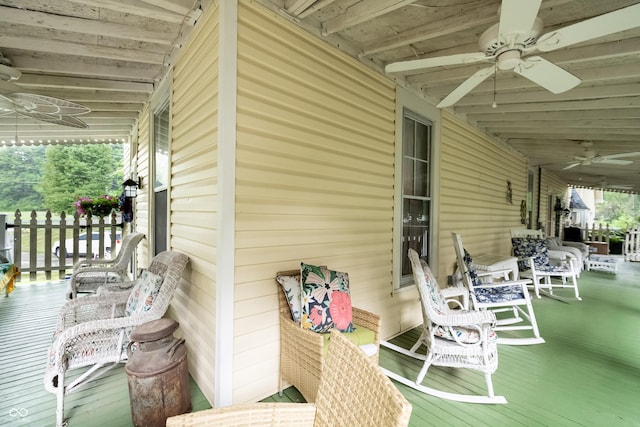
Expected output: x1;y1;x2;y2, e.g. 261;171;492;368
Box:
2;261;638;426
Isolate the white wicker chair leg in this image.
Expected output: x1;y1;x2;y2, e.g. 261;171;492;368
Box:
484;372;495;398
56;372;65;427
416;353;433;385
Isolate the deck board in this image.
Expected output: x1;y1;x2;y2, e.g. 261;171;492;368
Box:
1;260;639;426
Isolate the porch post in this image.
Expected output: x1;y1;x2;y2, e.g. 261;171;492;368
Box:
215;0;238;408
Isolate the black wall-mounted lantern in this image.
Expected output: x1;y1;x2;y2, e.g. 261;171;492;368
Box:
122;177;141;198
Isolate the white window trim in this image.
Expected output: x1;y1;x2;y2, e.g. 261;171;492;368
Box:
392;87;441;292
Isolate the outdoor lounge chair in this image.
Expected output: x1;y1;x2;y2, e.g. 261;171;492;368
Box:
67;232;145;299
275;268;381;403
380;249;505;404
44;250;190;427
166;329;412;427
511;236;581;300
452;233;544;345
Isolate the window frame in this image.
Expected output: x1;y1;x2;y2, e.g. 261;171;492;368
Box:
393;88;441;291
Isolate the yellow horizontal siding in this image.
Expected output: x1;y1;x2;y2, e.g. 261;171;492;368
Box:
233;0;395;403
437;111;528;280
166;3;219;406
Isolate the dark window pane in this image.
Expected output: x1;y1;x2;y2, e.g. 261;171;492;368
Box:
403;117;414;157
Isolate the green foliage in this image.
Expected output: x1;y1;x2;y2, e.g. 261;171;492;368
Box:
41;144;124;214
595;192;640;231
0;146;46;211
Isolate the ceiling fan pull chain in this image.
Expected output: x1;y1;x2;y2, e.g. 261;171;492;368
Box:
492;66;497;108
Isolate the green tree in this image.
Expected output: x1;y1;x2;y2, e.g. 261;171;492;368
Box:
595;192;640;230
0;145;46;211
41;144;124;214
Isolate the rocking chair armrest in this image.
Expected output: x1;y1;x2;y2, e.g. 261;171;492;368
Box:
56;292;130;331
96;280;136;295
47;313;158;375
434;309;496;328
474;268;512;278
167;403;317;427
73;265;121;275
547;249;568;260
473;279;532;290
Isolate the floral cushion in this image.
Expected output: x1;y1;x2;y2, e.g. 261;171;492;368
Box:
463;249;525;304
300;263;354;333
419;260;448;314
125;270;163;316
275;274;302;323
511;237;549;270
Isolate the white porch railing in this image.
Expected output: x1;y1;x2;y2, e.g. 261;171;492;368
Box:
2;210;122;282
625;226;640;262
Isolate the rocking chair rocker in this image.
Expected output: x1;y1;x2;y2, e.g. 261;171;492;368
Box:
380;249;505;404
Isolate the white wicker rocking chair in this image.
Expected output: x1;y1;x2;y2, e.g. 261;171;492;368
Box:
511;236;581;300
380;249;505;404
452;233;544;345
67;232;145;299
44;250;190;427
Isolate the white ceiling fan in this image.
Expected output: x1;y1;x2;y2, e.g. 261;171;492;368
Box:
596;176;633;191
563;142;640;170
384;0;640;108
0;53;90;128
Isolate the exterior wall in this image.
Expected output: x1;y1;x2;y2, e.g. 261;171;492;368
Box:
233;0;395;402
166;3;219;404
437;111;528;281
539;169;569;237
135;104;151;264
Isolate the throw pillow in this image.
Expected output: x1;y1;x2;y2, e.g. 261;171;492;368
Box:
125;270;163;316
300;262;354;333
275;274;302;323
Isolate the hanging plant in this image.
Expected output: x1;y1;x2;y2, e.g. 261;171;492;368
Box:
74;195;121;218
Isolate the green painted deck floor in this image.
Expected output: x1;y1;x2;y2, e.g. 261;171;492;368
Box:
1;260;639;426
264;260;640;427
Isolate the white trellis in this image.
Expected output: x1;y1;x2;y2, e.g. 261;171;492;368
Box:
624;226;640;262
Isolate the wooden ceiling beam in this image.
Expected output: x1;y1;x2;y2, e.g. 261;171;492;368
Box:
454;97;640;114
468;108;640;122
9;55;160;82
0;6;175;45
0;36;165;65
16;74;154;93
322;0;417;36
63;0;190;23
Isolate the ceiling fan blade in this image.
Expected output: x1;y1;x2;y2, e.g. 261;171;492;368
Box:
21;111;89;128
498;0;542;38
0;94;15;112
563;163;580;170
436;66;495;108
385;52;489;73
601;151;640;160
8;93;90;116
596;159;633;166
0;80;23;95
536;3;640;52
513;56;580;93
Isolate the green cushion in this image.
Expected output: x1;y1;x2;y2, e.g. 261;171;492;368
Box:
321;324;376;356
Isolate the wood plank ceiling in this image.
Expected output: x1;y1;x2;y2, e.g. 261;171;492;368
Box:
0;0;639;193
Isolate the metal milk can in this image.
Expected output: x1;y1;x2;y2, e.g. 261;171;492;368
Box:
125;318;191;427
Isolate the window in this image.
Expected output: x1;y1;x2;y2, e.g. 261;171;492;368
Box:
152;99;170;255
400;109;432;287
